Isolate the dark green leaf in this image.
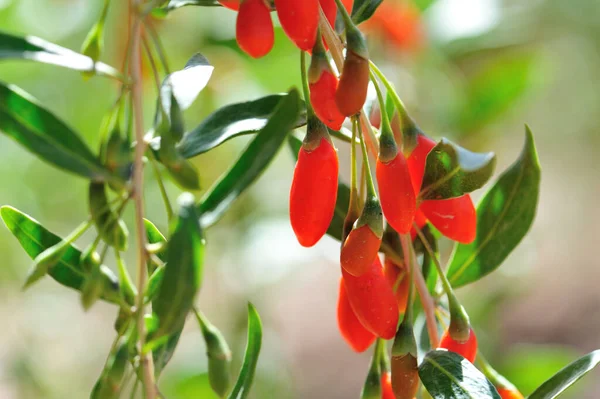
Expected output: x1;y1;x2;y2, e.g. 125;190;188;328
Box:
420;138;496;200
88;182;128;251
153;329;184;377
91;336;129;399
528;350;600;399
152;193;205;339
447;127;540;287
287;135;350;242
227;303;262;399
352;0;384;25
0;31;121;78
198;89;301;228
419;350;501;399
0;206;120;303
176;94;307;159
0;83;116;182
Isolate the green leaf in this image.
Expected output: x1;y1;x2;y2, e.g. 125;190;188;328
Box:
287;135;350;242
195;310;232;398
91;336;129;399
176;94;307;159
352;0;384;25
198;89;301;228
419;138;496;200
88;182;128;251
161;53;213;112
0;83;116;182
528;350;600;399
227;303;262;399
419;350;501;399
155;0;221;15
0;30;121;79
0;206;120;303
153;329;184;377
152;193;205;339
447;127;541;287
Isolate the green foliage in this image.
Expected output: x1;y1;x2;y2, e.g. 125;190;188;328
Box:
419;350;501;398
352;0;384;25
447;127;541;287
195;310;232;398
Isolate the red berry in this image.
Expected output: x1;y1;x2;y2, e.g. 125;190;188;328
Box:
406;134;437;195
391;353;419;399
236;0;274;58
335;50;370;116
309;68;345;131
341;224;382;276
381;372;396;399
290;138;339;247
342;256;399;339
409;208;427;241
274;0;319;51
219;0;241;10
337;278;376;352
438;327;478;363
420;195;476;244
497;388;524;399
319;0;337;27
383;258;410;313
376;152;416;234
341;0;353;13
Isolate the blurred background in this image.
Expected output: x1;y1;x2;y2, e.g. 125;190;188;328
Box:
0;0;599;397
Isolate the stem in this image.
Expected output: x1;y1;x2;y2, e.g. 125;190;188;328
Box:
144;19;171;74
369;62;412;129
399;233;439;348
130;1;156;397
355;116;377;200
149;153;174;221
369;73;392;137
413;223;452;298
299;51;314;116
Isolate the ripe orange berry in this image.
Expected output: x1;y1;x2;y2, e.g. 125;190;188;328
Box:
236;0;274;58
383;258;410;313
290;138;339;247
438;327;478;363
391;353;419;399
309;68;345;131
406;134;437;195
335;50;370;116
376;152;416;234
497;388;524;399
420;195;476;244
274;0;319;51
381;372;396;399
340;224;382;276
342;256;399;339
337;278;376;352
219;0;241;10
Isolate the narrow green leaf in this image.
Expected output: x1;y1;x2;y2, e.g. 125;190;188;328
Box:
152;193;205;339
0;83;116;181
419;350;501;399
352;0;384;25
176;94;307;159
88;182;128;251
144;218;167;304
447;127;541;287
0;31;122;78
153;329;184;377
91;336;130;399
198;89;301;228
227;303;262;399
161;53;213;112
420;138;496;200
528;350;600;399
0;206;120;303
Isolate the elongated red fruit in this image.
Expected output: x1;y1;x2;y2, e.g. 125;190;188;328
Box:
236;0;274;58
335;50;369;116
376;152;416;234
342;257;399;339
383;259;409;313
219;0;240;10
275;0;319;51
420;195;476;243
391;353;419;399
290;138;339;247
309;69;345;130
381;372;396;399
337;279;376;352
340;224;381;276
410;208;427;240
439;327;478;363
497;388;524;399
407;134;437;195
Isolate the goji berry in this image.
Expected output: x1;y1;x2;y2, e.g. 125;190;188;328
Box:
342;256;399;339
335;49;369;116
376;151;416;234
274;0;319;51
341;224;382;276
319;0;337;27
391;353;419;399
309;56;345;130
380;372;396;399
383;259;410;313
337;278;376;352
420;195;476;244
219;0;240;10
236;0;274;58
497;388;524;399
290;136;339;247
438;327;478;363
406;134;437;195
